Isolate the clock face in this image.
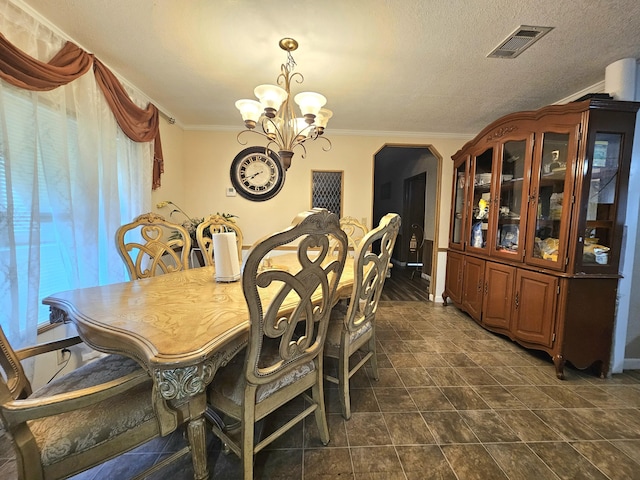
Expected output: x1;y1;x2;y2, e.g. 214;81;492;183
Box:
230;147;285;201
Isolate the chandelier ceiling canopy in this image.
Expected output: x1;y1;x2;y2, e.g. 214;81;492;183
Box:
235;38;332;170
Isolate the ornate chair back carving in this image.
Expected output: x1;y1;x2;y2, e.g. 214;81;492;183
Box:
196;214;243;266
344;213;400;334
340;216;369;252
324;212;401;419
207;208;348;480
243;208;347;386
328;215;369;258
116;212;191;280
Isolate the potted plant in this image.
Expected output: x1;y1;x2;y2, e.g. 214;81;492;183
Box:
156;201;237;244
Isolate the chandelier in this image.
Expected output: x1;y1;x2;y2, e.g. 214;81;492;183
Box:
235;38;332;170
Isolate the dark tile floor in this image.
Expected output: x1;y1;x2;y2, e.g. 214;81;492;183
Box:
2;300;640;479
380;264;430;302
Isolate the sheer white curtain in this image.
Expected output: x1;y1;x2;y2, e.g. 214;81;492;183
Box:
0;0;152;350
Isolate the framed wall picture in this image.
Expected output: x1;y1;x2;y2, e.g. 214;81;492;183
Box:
311;170;343;217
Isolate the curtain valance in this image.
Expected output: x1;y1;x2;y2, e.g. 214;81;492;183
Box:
94;59;163;189
0;34;164;189
0;35;92;90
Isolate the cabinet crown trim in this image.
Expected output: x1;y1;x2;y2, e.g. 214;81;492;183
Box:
487;125;518;141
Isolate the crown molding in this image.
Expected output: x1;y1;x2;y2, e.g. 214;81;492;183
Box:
183;123;475;140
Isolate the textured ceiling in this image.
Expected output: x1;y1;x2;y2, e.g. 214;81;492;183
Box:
18;0;640;135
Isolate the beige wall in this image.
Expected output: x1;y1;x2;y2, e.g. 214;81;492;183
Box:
152;122;468;299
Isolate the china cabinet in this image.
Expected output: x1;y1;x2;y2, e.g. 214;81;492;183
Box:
443;98;639;379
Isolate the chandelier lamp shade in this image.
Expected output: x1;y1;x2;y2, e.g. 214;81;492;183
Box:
235;37;332;170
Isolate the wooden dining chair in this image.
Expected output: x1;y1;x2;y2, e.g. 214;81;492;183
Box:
327;216;369;259
116;212;191;279
340;216;369;252
0;325;191;480
324;213;401;419
207;208;348;480
196;214;244;266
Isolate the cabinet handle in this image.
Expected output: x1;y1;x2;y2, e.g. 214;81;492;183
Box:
515;292;519;309
478;279;483;293
484;282;488;295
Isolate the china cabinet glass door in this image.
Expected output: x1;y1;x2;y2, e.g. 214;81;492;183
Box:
525;129;578;270
578;132;623;271
449;156;468;250
491;138;531;260
467;148;493;253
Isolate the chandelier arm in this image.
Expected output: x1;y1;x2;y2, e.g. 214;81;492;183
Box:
318;135;332;152
280;108;295;149
236;131;249;146
277;65;291;91
265;139;281;156
305;127;320;141
260;117;287;148
289;71;304;86
298;124;316;138
295;134;331;152
237;129;273;146
292;141;308;159
277;72;288;90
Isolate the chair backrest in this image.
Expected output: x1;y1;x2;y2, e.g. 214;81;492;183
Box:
242;208;348;386
344;213;401;333
340;216;369;251
196;214;244;266
327;216;369;258
0;325;31;401
116;212;191;280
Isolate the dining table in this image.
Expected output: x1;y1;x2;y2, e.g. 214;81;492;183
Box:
43;253;354;480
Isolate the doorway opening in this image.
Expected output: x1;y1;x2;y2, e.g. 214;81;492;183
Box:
372;145;440;297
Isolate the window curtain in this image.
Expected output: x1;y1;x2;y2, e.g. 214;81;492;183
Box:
0;0;152;352
0;31;164;190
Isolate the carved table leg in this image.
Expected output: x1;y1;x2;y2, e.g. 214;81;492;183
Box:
155;362;216;480
553;354;565;380
154;344;246;479
442;293;449;306
187;393;209;480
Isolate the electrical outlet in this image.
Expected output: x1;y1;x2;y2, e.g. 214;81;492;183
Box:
56;348;70;365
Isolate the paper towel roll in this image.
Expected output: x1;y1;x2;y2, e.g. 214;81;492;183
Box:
212;232;241;282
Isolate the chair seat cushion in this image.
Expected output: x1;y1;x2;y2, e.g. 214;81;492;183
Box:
31;354;143;398
209;345;315;413
325;310;373;352
28;354;158;467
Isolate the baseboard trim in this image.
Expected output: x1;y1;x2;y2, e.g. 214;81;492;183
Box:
623;358;640;370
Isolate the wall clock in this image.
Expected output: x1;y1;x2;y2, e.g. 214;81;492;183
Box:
230;146;285;201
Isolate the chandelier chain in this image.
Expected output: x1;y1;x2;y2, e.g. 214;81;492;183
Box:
286;50;297;73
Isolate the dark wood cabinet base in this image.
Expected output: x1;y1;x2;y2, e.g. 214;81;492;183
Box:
444;264;615;380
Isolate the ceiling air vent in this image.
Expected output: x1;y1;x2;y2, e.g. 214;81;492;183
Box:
487;25;553;59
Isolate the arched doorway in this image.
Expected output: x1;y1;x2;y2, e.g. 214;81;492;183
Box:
373;145;440;296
